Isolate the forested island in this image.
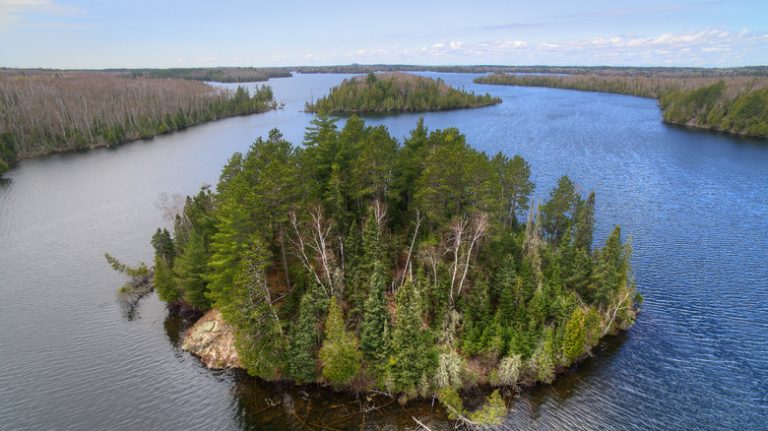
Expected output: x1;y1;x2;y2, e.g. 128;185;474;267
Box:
475;74;768;138
145;117;640;425
0;71;275;175
305;72;501;114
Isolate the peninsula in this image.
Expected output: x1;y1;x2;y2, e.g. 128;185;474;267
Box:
0;71;275;175
475;73;768;139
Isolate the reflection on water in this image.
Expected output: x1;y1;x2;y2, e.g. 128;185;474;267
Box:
151;296;627;430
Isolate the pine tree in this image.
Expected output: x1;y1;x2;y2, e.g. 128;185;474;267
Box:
287;283;327;383
319;297;362;387
206;198;250;308
541;176;578;246
153;253;179;303
360;263;390;377
173;230;210;309
495;254;516;320
574;191;595;250
226;236;284;380
562;308;587;364
390;281;435;395
151;228;175;263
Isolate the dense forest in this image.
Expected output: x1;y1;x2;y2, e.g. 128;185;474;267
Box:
305;72;501;114
148;116;640;424
120;67;292;82
475;74;768;138
294;64;768;77
0;71;275;174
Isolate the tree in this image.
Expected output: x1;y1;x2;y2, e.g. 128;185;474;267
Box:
153;253;179;303
468;390;507;426
492;153;534;226
173;230;210;309
151;228;175;263
225;236;284;380
319;297;363;387
541;176;578;246
562;308;587;363
360;263;391;376
287;283;327;383
574;191;595;250
390;281;436;395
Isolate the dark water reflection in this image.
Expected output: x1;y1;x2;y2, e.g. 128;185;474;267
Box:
0;72;766;430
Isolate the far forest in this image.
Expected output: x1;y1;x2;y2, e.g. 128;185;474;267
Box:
475;73;768;138
147;116;641;424
305;72;501;114
0;71;275;174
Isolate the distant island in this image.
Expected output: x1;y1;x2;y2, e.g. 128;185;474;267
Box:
0;71;275;175
305;72;501;114
475;73;768;139
125;117;641;426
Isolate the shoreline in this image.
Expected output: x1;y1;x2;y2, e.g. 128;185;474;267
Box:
0;105;277;176
180;305;635;404
474;78;768;141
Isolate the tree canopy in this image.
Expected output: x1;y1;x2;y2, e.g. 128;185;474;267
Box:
306;72;501;114
149;117;640;421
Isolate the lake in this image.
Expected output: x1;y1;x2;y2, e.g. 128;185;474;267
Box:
0;72;766;430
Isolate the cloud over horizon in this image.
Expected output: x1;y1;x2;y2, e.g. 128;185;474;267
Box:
0;0;766;68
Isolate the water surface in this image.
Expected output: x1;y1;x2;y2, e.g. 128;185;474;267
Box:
1;72;766;430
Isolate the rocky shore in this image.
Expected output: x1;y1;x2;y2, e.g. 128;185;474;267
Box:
180;309;242;369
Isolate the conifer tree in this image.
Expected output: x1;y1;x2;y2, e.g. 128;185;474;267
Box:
360;263;390;376
390;281;436;394
574;191;596;250
225;236;284;380
173;230;210;309
319;297;363;387
562;308;587;363
287;283;327;383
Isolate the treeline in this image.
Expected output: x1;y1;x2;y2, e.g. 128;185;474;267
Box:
475;74;768;138
149;117;640;421
305;72;501;114
294;64;768;77
120;67;292;83
0;71;275;174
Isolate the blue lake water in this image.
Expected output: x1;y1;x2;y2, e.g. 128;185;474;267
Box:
0;72;766;430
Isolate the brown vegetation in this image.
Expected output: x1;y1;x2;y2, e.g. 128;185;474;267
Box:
0;70;274;173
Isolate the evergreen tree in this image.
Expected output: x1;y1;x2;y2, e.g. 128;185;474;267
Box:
153;253;179;303
173;230;210;309
225;237;284;380
360;263;391;376
390;281;436;395
541;176;578;246
287;283;328;383
574;191;595;250
319;297;363;387
562;308;587;363
151;228;175;263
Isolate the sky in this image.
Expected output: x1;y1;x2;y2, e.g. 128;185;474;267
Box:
0;0;766;68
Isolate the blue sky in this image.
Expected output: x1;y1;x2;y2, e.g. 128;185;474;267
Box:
1;0;766;68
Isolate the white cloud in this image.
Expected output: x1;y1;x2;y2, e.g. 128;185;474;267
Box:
0;0;80;32
353;29;767;67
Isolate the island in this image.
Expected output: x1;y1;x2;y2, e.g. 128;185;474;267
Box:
475;73;768;139
305;72;501;114
0;70;276;175
136;116;640;426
